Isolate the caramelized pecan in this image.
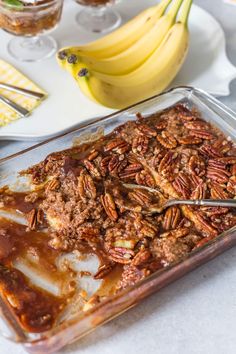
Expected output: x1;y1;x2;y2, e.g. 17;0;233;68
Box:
210;182;229;199
45;178;60;192
87;149;99;161
78;172;96;200
128;189;152;206
218;156;236;165
134;218;158;238
199;144;222;158
158;151;178;175
191;182;207;199
108;247;134;264
173;172;191;198
94;263;114;279
105;138;130;154
101;193;118;221
156;131;177;149
132;135;149;155
213;138;232;154
136;124;157;137
135;170;156;188
26;209;43;230
207;159;230;183
132;249;151;266
177;136;202;145
227;176;236;195
189;129;215;140
188;155;205;177
84;159;101;178
163;206;181;230
100;155;112;175
184;120;210;130
155;121;167;130
108;155;127;175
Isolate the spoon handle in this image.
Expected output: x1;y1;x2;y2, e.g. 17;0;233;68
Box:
167;199;236;208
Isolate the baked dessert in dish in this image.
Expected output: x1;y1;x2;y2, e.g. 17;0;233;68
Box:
0;103;236;333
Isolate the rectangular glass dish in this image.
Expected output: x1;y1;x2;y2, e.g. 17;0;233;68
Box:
1;86;236;353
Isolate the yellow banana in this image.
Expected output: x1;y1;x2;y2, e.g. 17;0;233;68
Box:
58;0;172;60
74;0;192;109
62;0;184;76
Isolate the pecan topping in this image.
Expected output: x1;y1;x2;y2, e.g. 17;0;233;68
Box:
132;135;149;155
207;159;230;183
163;206;181;230
108;155;127;175
26;209;43;230
134;218;158;238
100;156;112;175
158;151;178;175
155;120;167;130
213;138;232;154
195;213;218;237
218;156;236;165
132;249;151;266
189;129;215;140
210;182;229;199
191;182;207;199
128;189;152;206
199;144;222;158
227;176;236;195
188;155;205;177
105;138;130;154
87;149;99;161
177;136;202;145
84;159;101;178
184;120;210;130
173;172;191;198
101;193;118;221
78;172;96;200
135;170;156;188
109;247;134;264
46;178;60;192
137;124;157;137
156;131;177;149
94;264;114;279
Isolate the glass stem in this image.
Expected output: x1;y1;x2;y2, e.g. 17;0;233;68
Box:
89;6;106;21
20;36;42;50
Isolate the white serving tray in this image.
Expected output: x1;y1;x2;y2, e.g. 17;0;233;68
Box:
0;0;235;141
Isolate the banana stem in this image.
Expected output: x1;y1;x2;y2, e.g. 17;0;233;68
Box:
168;0;184;20
157;0;173;15
179;0;193;26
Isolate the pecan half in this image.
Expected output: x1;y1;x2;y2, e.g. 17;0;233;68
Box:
199;144;222;158
109;247;134;264
188;155;205;177
94;263;114;279
46;178;60;192
135;170;156;188
108;155;127;175
87;149;99;161
189;129;215;140
184;120;210;130
158;151;178;175
155;121;167;130
194;213;217;237
132;249;151;266
84;159;101;178
132;135;149;155
207;159;230;183
218;156;236;165
191;182;207;199
128;189;152;206
163;206;181;230
156;131;177;149
136;124;157;137
26;209;43;230
173;172;191;198
78;172;96;200
177;136;202;145
213;138;232;154
161;227;189;239
134;218;158;238
101;193;118;221
210;182;229;199
227;176;236;195
100;155;112;176
105;138;130;154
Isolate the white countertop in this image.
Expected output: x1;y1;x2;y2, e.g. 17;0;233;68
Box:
1;0;236;353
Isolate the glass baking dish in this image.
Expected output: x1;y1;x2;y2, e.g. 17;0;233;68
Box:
1;86;236;353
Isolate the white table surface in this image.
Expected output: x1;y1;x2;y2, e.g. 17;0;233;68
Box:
1;0;236;353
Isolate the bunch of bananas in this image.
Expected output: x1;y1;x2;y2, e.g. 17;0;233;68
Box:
57;0;192;109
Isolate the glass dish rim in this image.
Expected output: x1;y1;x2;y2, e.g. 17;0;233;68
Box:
1;85;236;349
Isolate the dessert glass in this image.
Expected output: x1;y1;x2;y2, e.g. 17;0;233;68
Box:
0;0;64;62
75;0;121;33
